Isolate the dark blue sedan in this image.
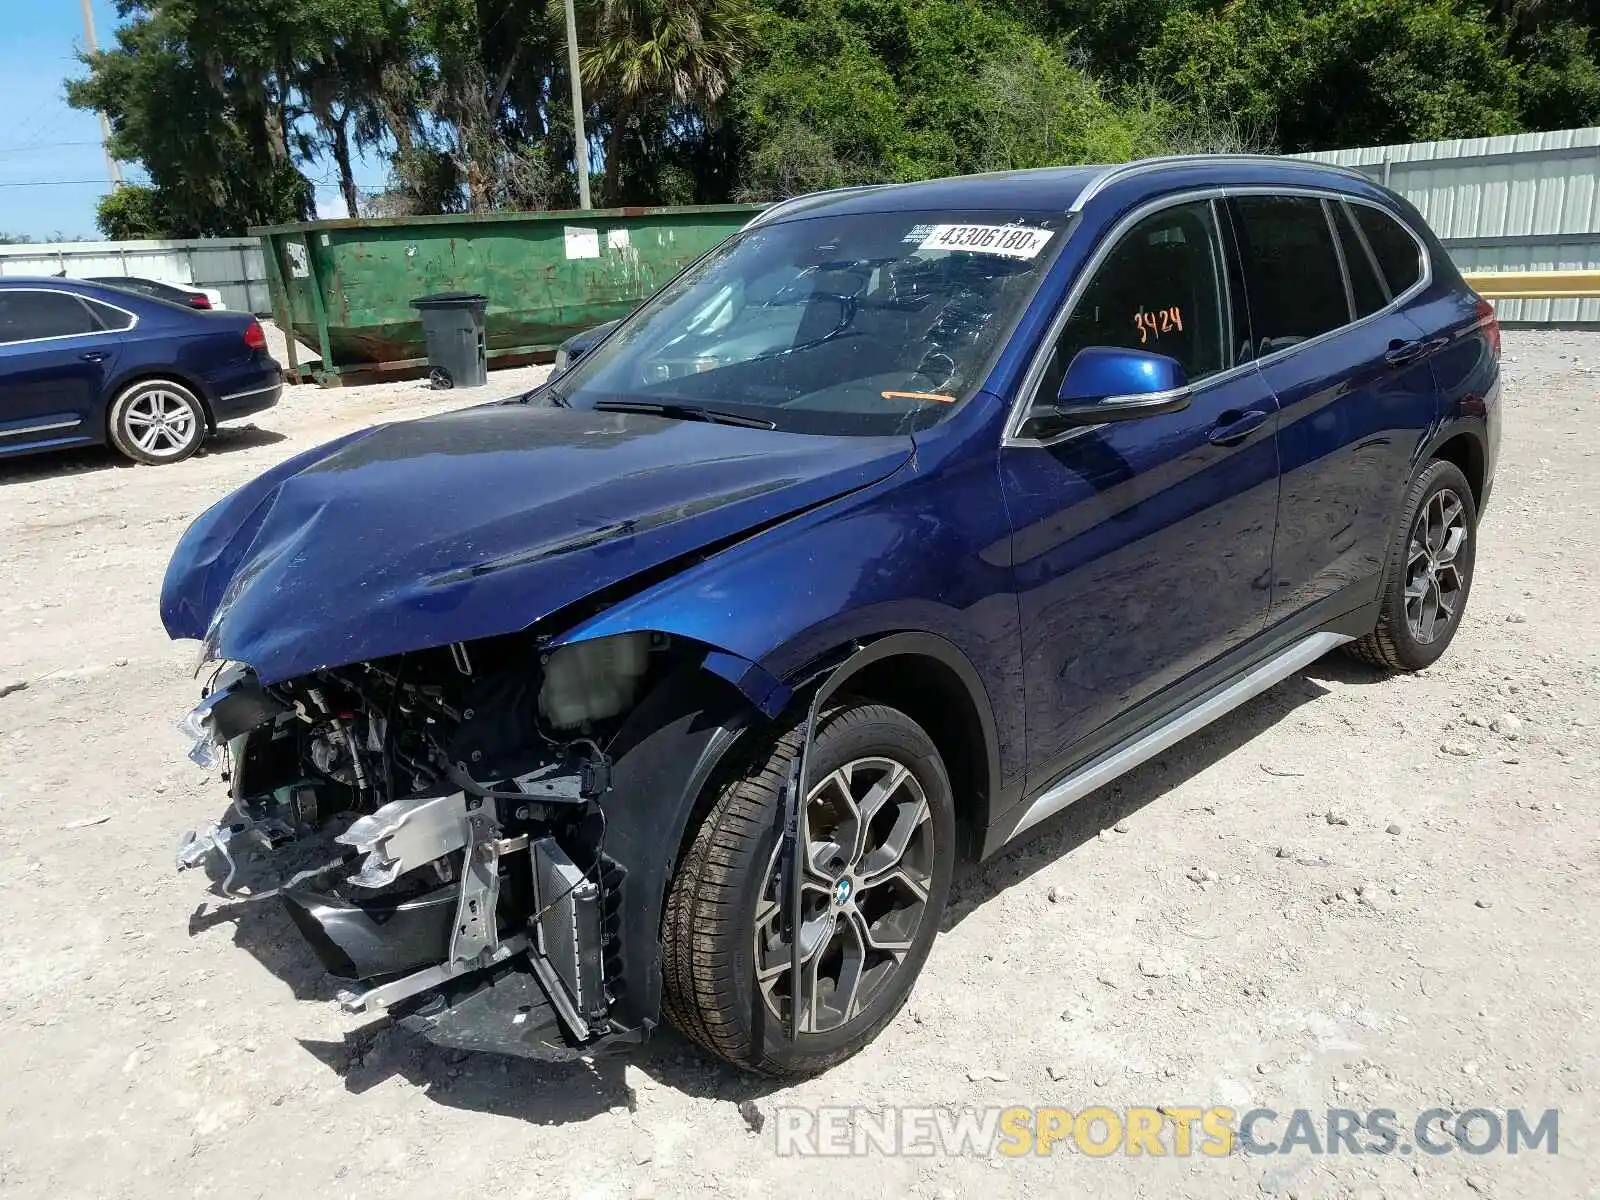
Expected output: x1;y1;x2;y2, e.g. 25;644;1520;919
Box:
162;155;1499;1077
0;278;281;465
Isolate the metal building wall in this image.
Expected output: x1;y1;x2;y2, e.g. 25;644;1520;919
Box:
1296;128;1600;323
0;238;269;315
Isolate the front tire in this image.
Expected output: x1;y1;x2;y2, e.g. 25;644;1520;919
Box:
1347;458;1478;671
661;700;955;1077
108;379;207;465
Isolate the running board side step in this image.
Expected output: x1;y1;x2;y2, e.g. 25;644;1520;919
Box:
1004;631;1352;843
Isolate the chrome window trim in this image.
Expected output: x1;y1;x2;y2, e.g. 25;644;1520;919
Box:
0;286;140;347
1002;183;1433;450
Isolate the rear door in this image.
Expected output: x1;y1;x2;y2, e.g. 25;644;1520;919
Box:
1226;193;1439;623
0;289;127;449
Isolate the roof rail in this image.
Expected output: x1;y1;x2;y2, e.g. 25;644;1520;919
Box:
1067;154;1374;214
741;184;891;230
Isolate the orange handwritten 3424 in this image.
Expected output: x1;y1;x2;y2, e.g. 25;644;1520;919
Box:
1134;306;1183;344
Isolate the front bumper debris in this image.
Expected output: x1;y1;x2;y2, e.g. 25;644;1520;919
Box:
177;788;619;1062
176;806;341;900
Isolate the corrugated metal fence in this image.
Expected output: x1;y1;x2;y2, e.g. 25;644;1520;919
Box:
1297;127;1600;323
0;237;269;315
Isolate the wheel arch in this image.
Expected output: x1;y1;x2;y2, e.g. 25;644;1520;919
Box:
1429;430;1486;510
788;632;1001;866
586;628;1003;1030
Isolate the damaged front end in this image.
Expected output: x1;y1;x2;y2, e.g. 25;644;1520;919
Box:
158;402;913;1062
177;630;754;1061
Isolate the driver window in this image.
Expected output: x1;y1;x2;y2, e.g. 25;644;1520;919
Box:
1038;200;1229;402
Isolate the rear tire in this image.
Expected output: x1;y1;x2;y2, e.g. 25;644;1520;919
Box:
1346;459;1478;671
108;379;206;465
661;700;955;1077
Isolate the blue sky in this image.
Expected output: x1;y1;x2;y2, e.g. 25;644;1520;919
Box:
0;0;385;242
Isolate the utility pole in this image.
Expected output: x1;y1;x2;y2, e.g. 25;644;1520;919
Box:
562;0;591;209
79;0;123;188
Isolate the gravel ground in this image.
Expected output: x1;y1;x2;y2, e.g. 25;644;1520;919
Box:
0;332;1596;1199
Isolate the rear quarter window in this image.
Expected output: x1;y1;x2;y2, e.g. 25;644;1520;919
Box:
1352;204;1425;297
83;298;136;332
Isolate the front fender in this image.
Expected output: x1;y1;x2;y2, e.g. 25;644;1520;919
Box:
548;448;1025;796
598;663;752;1030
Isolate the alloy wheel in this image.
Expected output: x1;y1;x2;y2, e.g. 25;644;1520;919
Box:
123;389;199;458
1404;487;1470;645
752;756;935;1034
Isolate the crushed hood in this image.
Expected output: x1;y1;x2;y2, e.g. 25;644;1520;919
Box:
162;402;911;683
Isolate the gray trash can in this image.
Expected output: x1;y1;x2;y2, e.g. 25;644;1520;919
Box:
411;292;489;388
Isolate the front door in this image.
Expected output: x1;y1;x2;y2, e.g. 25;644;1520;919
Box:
999;197;1281;787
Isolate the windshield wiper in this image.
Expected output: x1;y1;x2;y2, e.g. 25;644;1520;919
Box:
514;383;566;406
593;399;776;429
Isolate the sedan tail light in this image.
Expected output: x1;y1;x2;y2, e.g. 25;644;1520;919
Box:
243;319;268;352
1475;296;1501;357
187;295;212;310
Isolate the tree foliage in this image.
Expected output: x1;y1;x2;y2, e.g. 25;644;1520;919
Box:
94;185;173;240
64;0;1600;235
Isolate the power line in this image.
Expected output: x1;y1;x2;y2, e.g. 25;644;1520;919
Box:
0;180;112;188
0;142;103;155
7;94;71;152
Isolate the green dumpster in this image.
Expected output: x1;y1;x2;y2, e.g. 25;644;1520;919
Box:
252;203;766;384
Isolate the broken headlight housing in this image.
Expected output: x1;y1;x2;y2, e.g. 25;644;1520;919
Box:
537;632;653;730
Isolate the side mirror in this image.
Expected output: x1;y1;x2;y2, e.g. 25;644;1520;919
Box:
553;318;622;374
1030;346;1191;432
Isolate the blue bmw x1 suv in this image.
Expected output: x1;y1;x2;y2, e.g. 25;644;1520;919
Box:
164;155;1498;1076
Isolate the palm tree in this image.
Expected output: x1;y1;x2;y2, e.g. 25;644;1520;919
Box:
579;0;753;204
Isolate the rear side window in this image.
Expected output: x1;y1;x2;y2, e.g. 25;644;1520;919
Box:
1229;196;1350;355
0;291;102;344
1352;204;1424;297
1334;205;1389;318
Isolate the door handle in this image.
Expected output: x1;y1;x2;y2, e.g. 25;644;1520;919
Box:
80;351;110;364
1384;339;1426;366
1207;409;1270;446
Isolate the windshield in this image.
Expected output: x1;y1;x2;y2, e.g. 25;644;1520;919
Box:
549;209;1069;436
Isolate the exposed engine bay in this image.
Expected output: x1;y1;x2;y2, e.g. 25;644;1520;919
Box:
177;630;697;1060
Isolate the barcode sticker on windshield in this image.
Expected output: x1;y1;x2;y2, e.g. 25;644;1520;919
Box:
919;224;1054;259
